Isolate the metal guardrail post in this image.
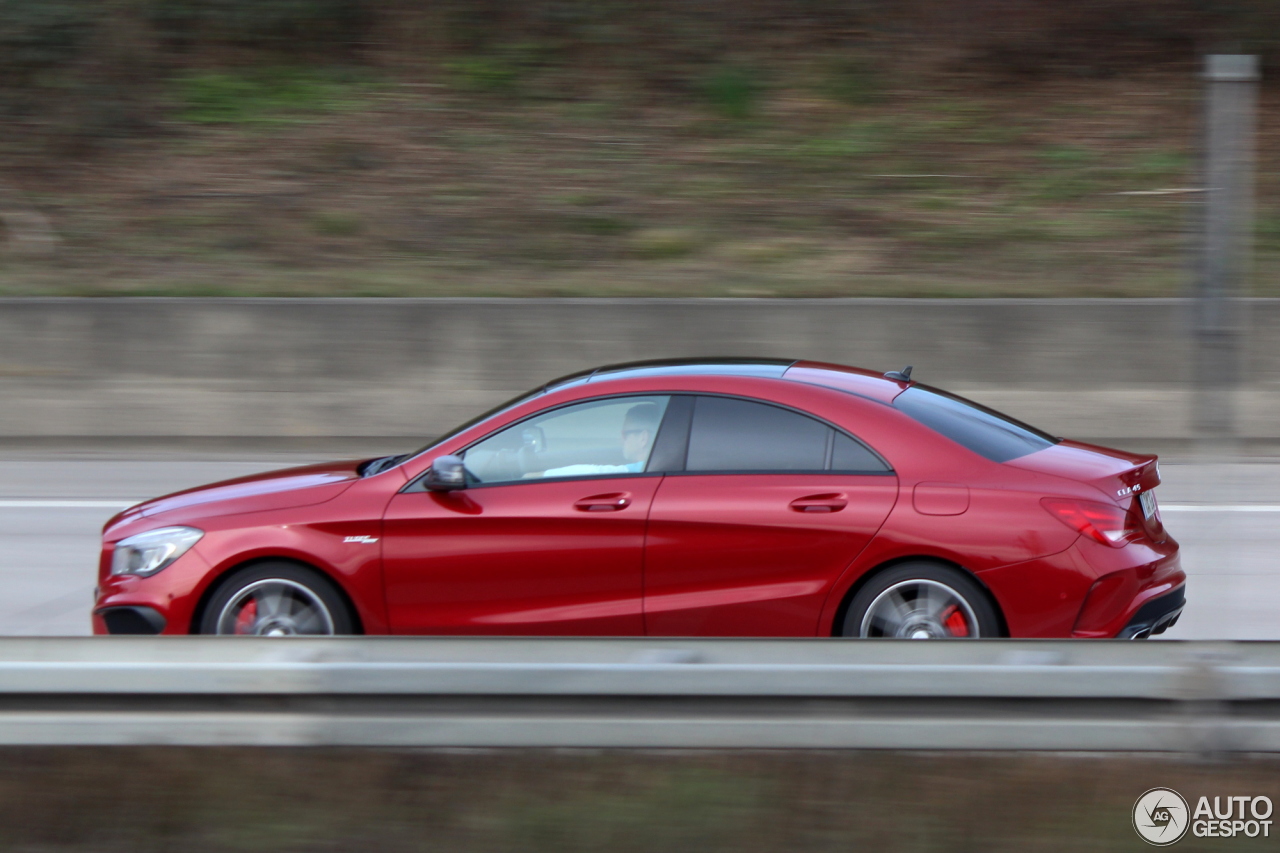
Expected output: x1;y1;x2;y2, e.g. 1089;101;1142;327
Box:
1193;55;1258;443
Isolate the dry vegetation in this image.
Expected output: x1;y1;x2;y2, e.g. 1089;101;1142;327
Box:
0;748;1276;852
1;1;1278;297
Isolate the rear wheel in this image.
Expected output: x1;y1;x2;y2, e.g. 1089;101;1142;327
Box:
199;562;355;636
841;562;1000;639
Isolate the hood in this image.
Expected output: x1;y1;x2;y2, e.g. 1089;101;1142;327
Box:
108;460;364;528
1005;440;1160;502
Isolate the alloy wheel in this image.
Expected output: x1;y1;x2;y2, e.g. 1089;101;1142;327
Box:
859;579;981;639
214;578;336;636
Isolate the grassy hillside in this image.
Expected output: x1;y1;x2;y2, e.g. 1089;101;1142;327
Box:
0;2;1277;297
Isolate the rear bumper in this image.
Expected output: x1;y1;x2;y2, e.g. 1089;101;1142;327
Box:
1114;585;1184;639
1068;536;1184;639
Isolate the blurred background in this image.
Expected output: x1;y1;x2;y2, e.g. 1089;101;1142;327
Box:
0;748;1273;853
0;0;1277;299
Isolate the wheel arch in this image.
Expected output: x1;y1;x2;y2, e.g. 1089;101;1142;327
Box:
828;556;1009;637
188;556;365;635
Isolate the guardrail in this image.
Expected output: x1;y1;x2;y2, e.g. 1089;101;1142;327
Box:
0;637;1273;750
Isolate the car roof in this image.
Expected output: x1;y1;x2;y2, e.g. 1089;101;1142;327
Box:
543;358;906;404
544;358;793;390
784;360;906;404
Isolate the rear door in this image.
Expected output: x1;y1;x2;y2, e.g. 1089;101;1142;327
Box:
643;395;898;636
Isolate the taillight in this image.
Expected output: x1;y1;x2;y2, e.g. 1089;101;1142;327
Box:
1040;498;1141;547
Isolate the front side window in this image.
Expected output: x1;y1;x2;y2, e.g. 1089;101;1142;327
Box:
462;396;670;485
685;396;887;473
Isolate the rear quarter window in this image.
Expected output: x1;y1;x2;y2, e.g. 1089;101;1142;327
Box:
893;385;1058;463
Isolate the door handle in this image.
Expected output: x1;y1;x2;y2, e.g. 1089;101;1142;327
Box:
574;492;631;512
789;493;848;513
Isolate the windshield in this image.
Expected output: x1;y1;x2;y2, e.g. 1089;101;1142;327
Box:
403;388;548;463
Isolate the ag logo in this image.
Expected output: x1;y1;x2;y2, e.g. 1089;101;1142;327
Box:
1134;788;1190;846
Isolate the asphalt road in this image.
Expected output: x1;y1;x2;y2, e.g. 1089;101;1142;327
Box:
0;448;1275;638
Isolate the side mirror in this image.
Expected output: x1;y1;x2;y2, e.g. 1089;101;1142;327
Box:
424;455;468;491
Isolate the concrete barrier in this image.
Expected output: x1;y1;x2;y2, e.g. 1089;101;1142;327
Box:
0;297;1274;441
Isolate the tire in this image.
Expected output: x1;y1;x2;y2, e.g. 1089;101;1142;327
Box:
840;562;1000;639
198;562;356;636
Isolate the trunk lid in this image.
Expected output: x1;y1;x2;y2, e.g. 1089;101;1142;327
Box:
1006;440;1164;539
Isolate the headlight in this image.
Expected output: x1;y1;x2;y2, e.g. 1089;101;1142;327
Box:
110;526;203;577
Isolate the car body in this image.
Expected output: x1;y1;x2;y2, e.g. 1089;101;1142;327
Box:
94;359;1185;639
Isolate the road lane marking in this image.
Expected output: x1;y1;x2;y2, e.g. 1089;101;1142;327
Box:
1161;505;1280;512
0;500;137;508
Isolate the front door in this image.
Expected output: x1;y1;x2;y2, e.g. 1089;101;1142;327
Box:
382;394;671;634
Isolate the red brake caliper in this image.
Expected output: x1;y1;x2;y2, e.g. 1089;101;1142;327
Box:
235;598;258;635
941;605;970;637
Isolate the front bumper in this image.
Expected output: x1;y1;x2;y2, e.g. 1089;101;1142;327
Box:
95;605;167;635
93;541;215;635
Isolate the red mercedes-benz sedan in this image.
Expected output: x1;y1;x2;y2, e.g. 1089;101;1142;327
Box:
94;359;1184;639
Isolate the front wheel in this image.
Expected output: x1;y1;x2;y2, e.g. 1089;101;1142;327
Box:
199;562;355;636
840;562;1000;639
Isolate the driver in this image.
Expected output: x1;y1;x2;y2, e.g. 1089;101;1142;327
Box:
542;402;662;477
